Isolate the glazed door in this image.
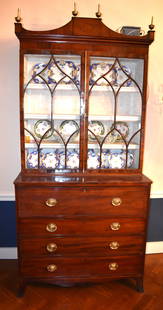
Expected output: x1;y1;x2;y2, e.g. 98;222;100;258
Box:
87;55;144;171
23;53;82;171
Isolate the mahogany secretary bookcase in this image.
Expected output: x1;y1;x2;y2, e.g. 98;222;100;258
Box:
14;16;154;295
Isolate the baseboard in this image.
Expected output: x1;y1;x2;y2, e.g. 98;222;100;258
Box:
0;193;15;201
146;241;163;254
150;192;163;199
0;247;17;259
0;242;162;259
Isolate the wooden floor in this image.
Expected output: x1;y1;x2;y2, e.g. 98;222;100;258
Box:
0;254;163;310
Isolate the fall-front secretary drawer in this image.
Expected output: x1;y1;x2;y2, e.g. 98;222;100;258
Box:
19;217;145;236
16;186;149;217
20;255;143;277
20;235;145;257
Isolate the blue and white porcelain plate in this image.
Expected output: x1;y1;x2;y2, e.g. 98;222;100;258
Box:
114;64;132;87
66;150;79;169
127;152;134;168
101;151;110;168
31;63;48;84
88;121;105;141
26;151;39;168
110;121;129;142
87;150;100;169
57;150;79;169
57;151;66;169
31;60;80;85
108;150;134;169
34;120;53;139
90;62;116;86
59;120;79;140
108;150;125;169
41;152;59;169
48;60;79;85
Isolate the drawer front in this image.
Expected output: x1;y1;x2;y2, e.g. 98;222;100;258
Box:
20;255;143;277
19;235;145;257
19;218;145;236
17;186;149;217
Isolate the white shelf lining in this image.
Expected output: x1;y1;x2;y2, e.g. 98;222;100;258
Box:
25;114;80;120
25;143;139;150
24;114;141;122
25;84;139;92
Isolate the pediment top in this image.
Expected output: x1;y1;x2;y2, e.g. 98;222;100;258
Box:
15;16;154;45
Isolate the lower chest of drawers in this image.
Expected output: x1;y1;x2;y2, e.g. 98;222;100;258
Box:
18;215;146;279
20;255;144;278
15;182;150;287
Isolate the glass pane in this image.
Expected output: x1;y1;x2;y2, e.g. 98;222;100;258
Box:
87;56;144;170
24;54;81;170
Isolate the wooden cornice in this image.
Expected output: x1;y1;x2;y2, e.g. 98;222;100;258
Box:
15;17;154;46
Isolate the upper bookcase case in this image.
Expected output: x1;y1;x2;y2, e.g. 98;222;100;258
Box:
15;16;154;175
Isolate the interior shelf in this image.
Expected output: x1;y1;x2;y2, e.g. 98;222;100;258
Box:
24;84;138;93
88;115;141;121
24;84;80;90
24;114;80;120
24;114;140;122
89;86;139;92
25;142;139;150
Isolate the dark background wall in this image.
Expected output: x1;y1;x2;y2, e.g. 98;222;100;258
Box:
0;199;162;246
148;198;163;241
0;201;17;246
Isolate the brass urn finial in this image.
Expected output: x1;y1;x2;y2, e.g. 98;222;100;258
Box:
15;8;22;23
72;2;78;17
149;16;155;30
96;4;102;18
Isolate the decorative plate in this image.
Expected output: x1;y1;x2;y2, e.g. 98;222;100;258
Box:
41;152;59;169
114;64;132;87
88;121;105;141
31;63;47;84
110;121;129;142
108;150;134;169
75;64;81;85
59;120;79;140
26;151;38;168
90;62;116;86
34;120;53;139
127;152;134;168
48;60;79;85
87;150;100;169
105;133;117;144
101;151;110;168
108;150;126;169
57;151;66;169
66;150;79;169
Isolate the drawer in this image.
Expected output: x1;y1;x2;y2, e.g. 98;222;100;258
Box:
19;235;145;257
20;255;143;277
19;217;145;236
16;186;149;217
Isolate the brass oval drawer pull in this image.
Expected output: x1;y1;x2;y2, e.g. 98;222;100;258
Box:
110;222;121;231
109;241;120;250
109;262;118;271
47;264;57;272
46;243;58;253
46;223;57;233
45;198;58;207
111;197;122;207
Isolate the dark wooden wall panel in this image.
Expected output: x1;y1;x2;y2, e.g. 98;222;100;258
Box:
147;198;163;241
0;201;17;246
0;199;162;246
